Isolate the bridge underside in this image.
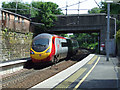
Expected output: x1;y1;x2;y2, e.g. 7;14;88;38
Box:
47;14;115;54
48;26;100;34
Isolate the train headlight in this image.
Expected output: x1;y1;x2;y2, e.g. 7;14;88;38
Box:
46;48;50;53
30;50;34;54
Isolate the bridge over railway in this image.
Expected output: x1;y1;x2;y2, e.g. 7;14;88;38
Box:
48;14;116;54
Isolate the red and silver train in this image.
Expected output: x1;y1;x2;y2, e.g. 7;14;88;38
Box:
30;33;79;63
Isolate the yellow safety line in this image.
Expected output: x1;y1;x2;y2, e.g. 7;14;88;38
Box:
55;68;87;89
74;57;100;89
87;55;98;64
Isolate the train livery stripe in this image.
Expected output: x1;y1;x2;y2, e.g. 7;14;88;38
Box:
55;38;58;55
50;36;56;59
53;35;66;39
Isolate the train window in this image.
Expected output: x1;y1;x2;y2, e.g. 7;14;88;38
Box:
34;38;49;45
32;38;49;52
61;42;67;47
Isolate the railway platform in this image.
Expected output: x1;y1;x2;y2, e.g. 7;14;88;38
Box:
30;54;120;90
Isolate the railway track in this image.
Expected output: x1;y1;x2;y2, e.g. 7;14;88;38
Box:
2;49;89;89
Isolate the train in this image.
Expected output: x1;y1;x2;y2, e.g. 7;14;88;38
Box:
30;33;79;63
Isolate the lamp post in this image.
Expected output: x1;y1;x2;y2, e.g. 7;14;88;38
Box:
106;0;113;61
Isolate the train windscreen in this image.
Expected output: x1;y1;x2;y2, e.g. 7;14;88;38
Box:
32;38;49;52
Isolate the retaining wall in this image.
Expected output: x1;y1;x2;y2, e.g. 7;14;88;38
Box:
0;28;33;62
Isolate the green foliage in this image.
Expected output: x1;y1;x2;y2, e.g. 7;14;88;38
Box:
72;33;99;52
59;34;68;37
31;1;62;31
88;1;120;31
116;29;120;40
116;30;120;56
88;42;98;49
88;7;101;14
100;1;120;14
2;2;30;15
117;20;120;31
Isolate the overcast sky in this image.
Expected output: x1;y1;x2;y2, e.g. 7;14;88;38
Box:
0;0;105;14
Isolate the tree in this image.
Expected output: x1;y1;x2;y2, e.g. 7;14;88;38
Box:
88;7;101;14
88;1;120;31
88;1;120;14
31;2;62;30
2;2;30;16
100;1;120;31
100;1;120;14
73;33;98;50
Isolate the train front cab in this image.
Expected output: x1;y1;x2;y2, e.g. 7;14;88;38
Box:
30;34;52;63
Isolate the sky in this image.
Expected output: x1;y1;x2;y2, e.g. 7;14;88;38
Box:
0;0;105;14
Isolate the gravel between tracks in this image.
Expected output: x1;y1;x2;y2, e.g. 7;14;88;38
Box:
2;50;89;89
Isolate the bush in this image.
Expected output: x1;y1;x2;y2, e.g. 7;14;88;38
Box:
116;29;120;40
116;30;120;56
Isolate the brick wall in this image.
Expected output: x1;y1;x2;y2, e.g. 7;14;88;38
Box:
2;12;30;33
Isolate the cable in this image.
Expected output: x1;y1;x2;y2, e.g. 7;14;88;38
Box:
18;3;41;11
2;8;29;11
61;9;90;11
94;0;100;8
12;2;41;11
60;0;88;9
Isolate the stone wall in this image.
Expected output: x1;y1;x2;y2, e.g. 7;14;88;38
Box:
0;28;33;62
0;10;33;62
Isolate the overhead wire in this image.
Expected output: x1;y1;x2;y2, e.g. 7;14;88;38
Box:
2;8;29;11
60;0;88;9
94;0;101;8
61;9;90;11
2;2;41;11
17;2;41;11
2;1;119;13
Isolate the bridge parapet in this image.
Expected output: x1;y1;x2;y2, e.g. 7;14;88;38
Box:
54;14;107;26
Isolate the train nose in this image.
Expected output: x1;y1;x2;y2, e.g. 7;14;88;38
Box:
30;50;34;54
31;52;51;61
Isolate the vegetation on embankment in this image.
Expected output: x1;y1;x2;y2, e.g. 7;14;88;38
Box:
116;30;120;56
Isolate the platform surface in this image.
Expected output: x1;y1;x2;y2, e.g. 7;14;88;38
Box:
30;54;120;90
